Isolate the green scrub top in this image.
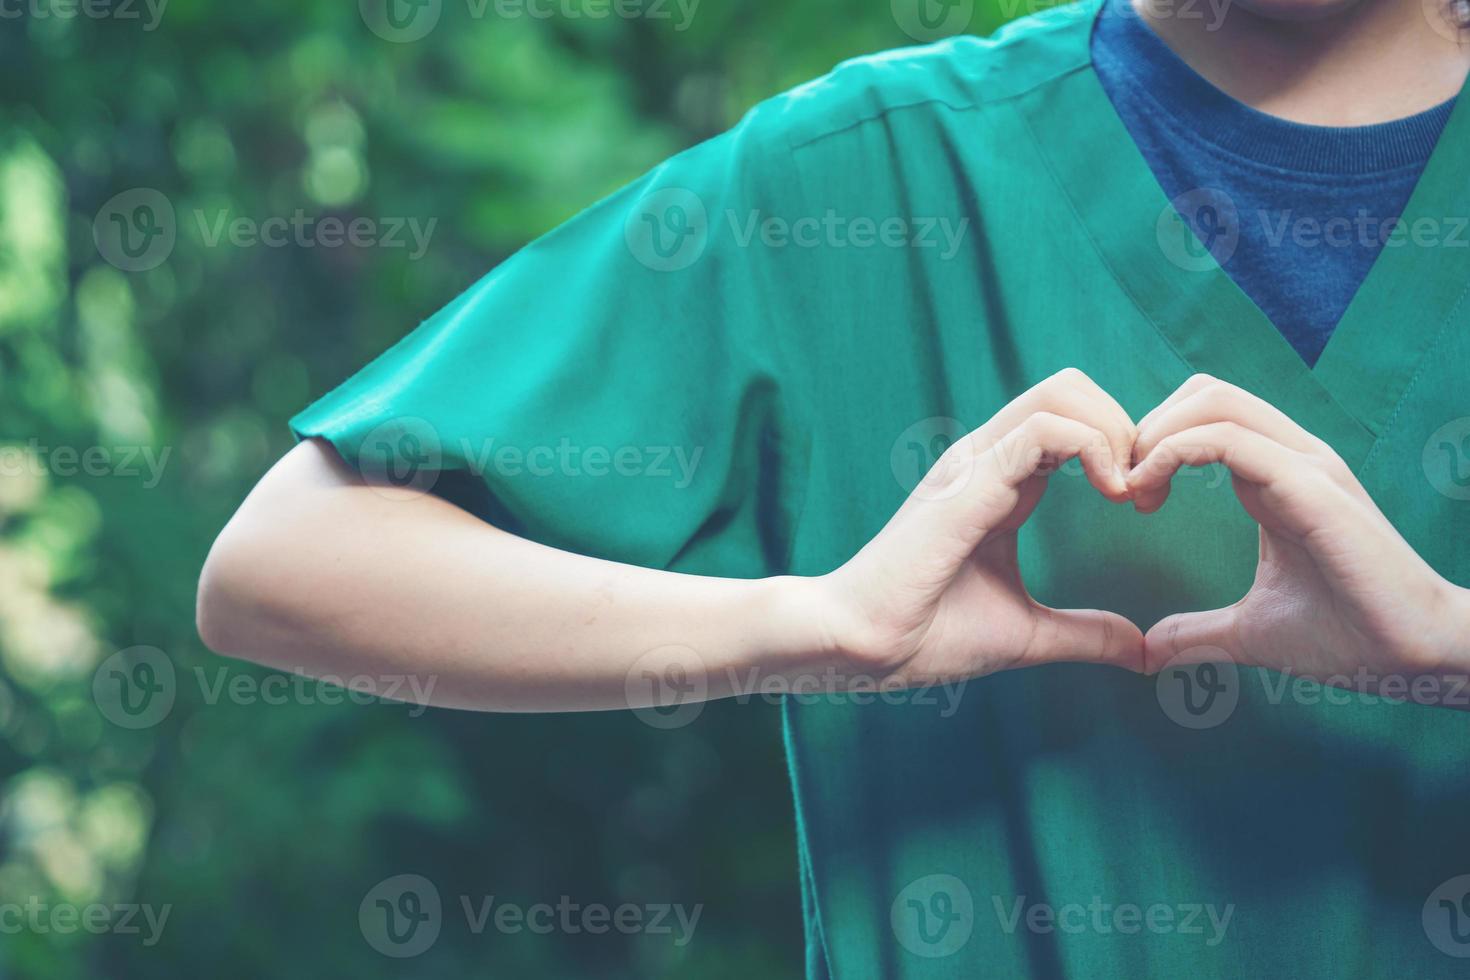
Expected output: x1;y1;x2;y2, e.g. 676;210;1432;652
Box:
291;3;1470;975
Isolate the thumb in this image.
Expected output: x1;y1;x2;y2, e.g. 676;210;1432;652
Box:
1142;608;1246;674
1027;605;1145;673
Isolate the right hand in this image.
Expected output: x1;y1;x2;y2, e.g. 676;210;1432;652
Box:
817;368;1145;686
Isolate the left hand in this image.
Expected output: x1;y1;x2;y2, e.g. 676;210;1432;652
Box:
1126;374;1470;700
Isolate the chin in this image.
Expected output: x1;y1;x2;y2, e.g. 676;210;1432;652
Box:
1227;0;1367;21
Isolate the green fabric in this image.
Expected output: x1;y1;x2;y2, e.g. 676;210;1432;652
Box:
291;3;1470;975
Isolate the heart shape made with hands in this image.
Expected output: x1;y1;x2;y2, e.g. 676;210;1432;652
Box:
839;368;1460;697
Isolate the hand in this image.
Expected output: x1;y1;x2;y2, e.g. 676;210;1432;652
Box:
818;368;1145;687
1128;374;1470;698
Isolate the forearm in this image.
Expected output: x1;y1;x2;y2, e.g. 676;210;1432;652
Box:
197;441;833;713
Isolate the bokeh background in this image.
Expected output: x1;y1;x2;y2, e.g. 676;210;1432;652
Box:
0;0;1040;975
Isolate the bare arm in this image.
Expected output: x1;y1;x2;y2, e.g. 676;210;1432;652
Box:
197;439;829;712
197;371;1146;713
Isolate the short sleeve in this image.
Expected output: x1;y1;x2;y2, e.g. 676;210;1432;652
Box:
290;103;813;578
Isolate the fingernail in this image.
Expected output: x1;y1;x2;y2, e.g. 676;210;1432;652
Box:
1110;464;1132;497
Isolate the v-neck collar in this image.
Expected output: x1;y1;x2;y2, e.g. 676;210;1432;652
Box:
1012;0;1470;469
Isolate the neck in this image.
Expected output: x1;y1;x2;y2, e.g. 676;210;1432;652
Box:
1133;0;1470;124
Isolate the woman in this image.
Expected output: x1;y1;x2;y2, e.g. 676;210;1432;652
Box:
199;0;1470;974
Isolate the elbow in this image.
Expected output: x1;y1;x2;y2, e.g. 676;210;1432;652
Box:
197;506;289;662
197;439;349;662
196;527;255;658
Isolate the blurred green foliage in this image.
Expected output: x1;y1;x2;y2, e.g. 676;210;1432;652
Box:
0;0;1032;975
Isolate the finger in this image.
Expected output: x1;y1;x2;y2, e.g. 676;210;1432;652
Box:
888;412;1118;569
1126;421;1302;495
1130;374;1226;513
1131;484;1171;515
971;368;1136;497
1133;377;1371;518
1127;421;1313;520
1134;375;1324;461
1134;372;1216;436
1129;464;1177;513
896;412;1122;565
1130;423;1399;578
1143;607;1248;673
1027;605;1146;672
978;411;1127;500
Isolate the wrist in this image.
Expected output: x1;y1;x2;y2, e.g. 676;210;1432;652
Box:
1431;579;1470;676
807;570;916;681
744;574;849;678
751;573;898;683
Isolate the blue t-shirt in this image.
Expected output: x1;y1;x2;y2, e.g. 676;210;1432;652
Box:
1091;1;1456;364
